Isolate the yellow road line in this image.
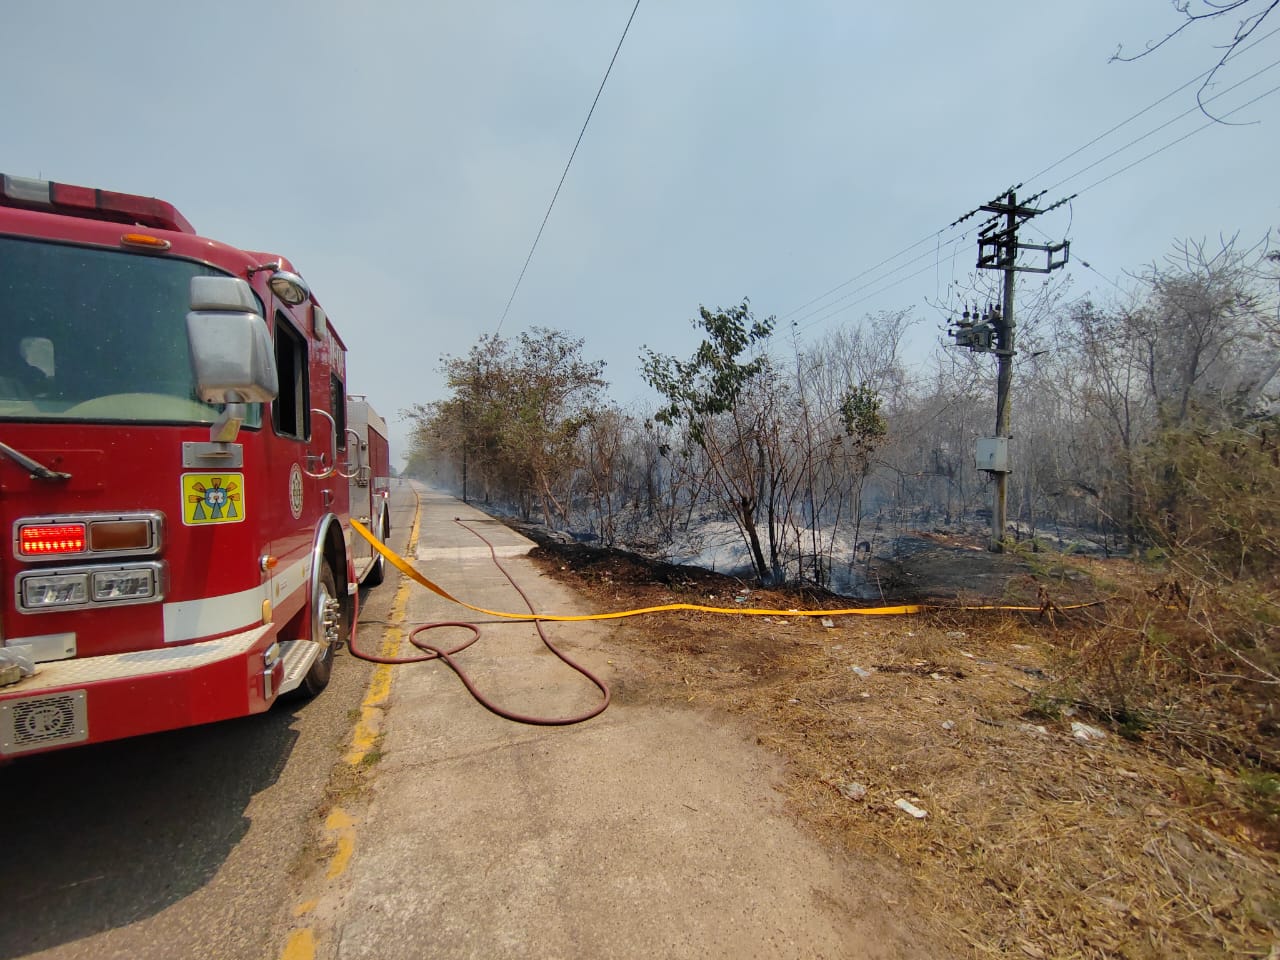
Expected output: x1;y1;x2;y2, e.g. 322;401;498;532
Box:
325;807;357;880
280;928;317;960
344;503;420;765
280;491;421;960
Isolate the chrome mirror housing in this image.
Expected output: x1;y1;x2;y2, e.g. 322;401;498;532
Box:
268;270;310;306
187;276;280;443
187;278;279;405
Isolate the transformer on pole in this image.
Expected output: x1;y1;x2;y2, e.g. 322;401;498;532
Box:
948;186;1072;552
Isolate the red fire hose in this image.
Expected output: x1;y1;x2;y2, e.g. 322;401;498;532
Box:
346;517;610;726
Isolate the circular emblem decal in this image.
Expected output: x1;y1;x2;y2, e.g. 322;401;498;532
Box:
289;463;304;519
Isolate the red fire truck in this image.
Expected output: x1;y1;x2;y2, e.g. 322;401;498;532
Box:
0;173;392;757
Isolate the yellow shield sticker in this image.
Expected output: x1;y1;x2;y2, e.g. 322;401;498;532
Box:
182;473;246;525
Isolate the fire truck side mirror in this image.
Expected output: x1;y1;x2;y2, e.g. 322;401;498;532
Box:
187;277;280;405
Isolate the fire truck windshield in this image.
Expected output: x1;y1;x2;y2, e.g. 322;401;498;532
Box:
0;235;261;426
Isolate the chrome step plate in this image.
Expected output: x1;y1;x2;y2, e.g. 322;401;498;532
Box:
277;640;321;695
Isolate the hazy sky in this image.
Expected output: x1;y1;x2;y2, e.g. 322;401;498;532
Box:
5;2;1277;464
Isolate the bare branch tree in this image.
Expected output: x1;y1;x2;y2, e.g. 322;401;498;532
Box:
1112;0;1280;121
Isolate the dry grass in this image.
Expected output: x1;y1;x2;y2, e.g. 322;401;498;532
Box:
529;539;1280;959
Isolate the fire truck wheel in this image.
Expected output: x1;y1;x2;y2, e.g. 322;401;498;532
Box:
301;564;341;697
364;508;387;587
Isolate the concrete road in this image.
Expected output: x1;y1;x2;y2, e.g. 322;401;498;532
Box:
279;488;930;959
0;484;419;960
2;485;932;959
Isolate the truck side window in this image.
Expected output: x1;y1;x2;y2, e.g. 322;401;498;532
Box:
331;373;347;451
272;313;310;440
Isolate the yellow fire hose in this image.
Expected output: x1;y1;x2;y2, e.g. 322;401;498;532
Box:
351;519;1102;621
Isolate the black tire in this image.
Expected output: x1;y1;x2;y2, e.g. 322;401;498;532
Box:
301;564;342;698
364;508;388;587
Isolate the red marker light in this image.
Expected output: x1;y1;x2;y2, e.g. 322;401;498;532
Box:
18;523;87;556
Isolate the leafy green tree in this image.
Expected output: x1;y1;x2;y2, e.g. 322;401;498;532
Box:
839;384;887;455
642;300;785;581
643;301;775;445
404;328;606;523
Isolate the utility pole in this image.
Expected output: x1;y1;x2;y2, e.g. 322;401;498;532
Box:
949;184;1072;552
462;359;478;504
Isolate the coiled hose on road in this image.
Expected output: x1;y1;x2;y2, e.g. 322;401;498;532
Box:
347;516;610;726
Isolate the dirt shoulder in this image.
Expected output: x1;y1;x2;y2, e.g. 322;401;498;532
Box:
526;535;1280;959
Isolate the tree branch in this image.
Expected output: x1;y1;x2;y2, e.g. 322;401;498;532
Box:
1112;0;1280;122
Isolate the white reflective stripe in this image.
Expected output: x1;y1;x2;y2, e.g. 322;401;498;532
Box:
272;555;310;604
162;556;312;643
164;583;268;643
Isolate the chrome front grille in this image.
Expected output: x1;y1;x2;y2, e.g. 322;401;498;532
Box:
0;689;87;754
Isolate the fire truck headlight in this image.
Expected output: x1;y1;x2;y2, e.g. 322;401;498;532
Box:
21;573;90;609
92;568;157;602
17;563;163;612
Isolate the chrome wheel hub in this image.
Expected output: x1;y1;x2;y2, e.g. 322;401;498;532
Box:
318;593;341;646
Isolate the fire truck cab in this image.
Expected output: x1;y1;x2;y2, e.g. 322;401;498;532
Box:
0;173;387;757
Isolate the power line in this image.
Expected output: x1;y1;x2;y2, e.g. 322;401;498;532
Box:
788;231;973;330
795;60;1273;329
496;0;642;335
776;25;1280;332
1030;221;1126;293
1074;80;1280;196
1041;55;1280;195
792;236;979;333
778;227;949;321
1025;20;1280;186
1026;74;1280;295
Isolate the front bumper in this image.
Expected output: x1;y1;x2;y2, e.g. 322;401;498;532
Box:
0;625;277;756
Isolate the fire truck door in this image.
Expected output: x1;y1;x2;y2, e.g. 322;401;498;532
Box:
261;308;323;627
